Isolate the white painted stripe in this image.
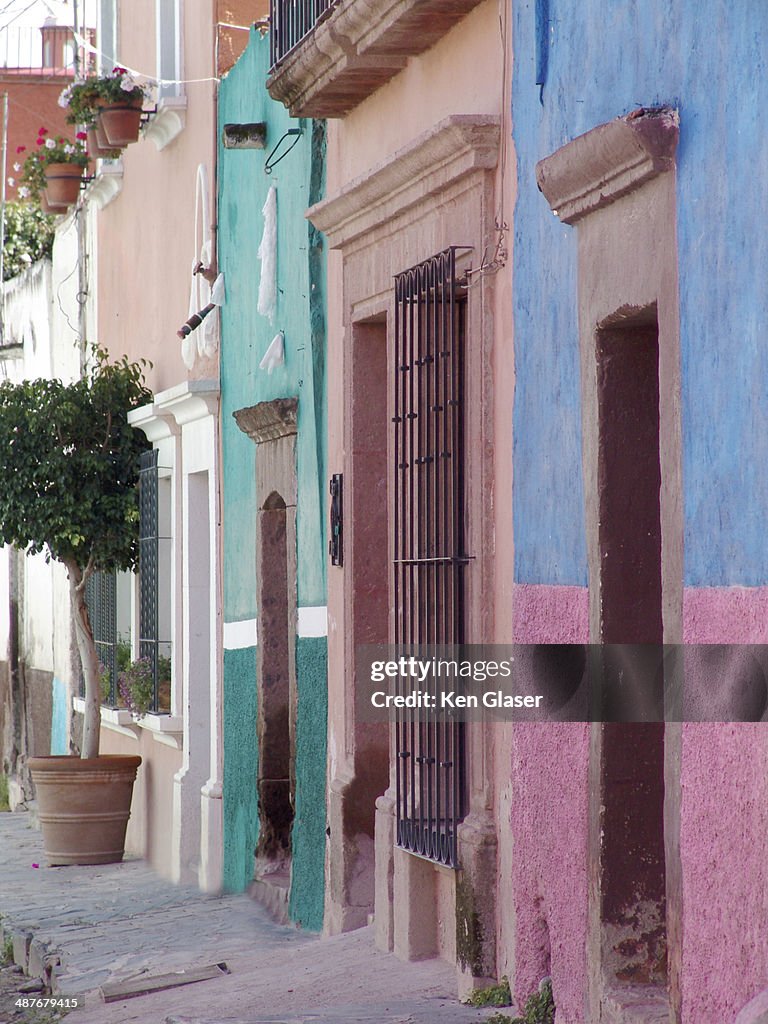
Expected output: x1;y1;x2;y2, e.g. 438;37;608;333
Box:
223;618;258;649
297;605;328;637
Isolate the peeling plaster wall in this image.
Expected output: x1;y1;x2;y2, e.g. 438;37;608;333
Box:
512;3;768;1021
0;242;80;787
219;30;327;929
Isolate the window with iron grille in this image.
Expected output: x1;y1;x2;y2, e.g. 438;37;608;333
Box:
393;246;469;869
138;448;172;713
269;0;337;69
84;570;117;706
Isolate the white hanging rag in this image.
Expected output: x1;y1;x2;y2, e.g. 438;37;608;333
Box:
259;331;284;374
182;163;221;368
257;185;277;323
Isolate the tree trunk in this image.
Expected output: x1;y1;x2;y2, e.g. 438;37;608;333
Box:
66;561;100;759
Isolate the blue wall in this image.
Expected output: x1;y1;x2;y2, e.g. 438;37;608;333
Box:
512;1;768;587
219;30;327;930
50;677;68;754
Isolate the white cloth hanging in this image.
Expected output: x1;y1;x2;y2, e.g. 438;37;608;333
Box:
257;185;277;323
182;163;221;368
259;331;284;374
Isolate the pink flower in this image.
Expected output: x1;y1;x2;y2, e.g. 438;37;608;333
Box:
38;126;48;135
76;131;87;140
112;66;127;75
36;138;45;146
16;145;25;153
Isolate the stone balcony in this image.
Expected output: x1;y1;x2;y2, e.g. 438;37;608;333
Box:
266;0;486;117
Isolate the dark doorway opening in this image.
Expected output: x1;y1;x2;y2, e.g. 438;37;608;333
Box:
256;490;294;876
596;309;667;986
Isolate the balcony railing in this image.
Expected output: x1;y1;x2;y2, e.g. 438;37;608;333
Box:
270;0;336;70
267;0;486;118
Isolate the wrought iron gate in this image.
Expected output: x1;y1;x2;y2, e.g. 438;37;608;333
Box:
393;247;468;868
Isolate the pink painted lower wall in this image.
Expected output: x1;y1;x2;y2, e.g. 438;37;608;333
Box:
509;584;590;1022
683;586;768;643
681;587;768;1022
506;583;768;1022
510;721;590;1022
680;722;768;1022
100;726;182;881
512;584;589;645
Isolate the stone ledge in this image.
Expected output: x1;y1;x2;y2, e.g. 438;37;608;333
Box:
143;96;187;151
307;114;500;249
267;0;485;117
601;984;670;1024
84;161;123;210
234;397;298;443
536;107;679;225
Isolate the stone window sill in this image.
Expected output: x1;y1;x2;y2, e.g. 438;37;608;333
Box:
72;697;183;749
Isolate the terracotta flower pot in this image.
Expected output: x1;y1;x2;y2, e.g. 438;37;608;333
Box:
29;755;142;866
39;191;67;215
87;126;121;160
99;100;143;147
92;106;114;152
44;163;84;207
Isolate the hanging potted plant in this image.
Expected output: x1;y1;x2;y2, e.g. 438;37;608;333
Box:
0;349;153;865
59;79;121;159
61;68;152;150
18;128;89;210
96;67;151;147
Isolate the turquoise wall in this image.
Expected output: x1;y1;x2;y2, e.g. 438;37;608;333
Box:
289;637;327;930
222;647;259;892
50;677;68;755
219;30;327;930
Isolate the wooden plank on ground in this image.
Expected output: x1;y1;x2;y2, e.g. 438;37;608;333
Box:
100;961;230;1002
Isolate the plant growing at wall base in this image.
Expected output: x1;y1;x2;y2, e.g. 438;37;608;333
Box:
466;976;512;1007
0;349;152;758
510;979;555;1024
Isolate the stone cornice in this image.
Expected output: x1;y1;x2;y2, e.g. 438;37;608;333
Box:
307;114;500;249
536;107;679;225
127;401;178;443
157;379;220;427
234;398;298;443
266;0;485;118
129;379;219;437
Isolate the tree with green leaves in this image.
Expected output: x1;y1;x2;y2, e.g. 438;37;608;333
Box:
0;351;152;758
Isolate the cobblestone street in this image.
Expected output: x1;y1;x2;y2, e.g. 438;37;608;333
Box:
0;814;496;1024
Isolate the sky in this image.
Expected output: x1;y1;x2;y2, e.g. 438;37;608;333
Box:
0;0;96;67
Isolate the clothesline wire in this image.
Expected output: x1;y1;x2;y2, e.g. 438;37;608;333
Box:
72;27;263;86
